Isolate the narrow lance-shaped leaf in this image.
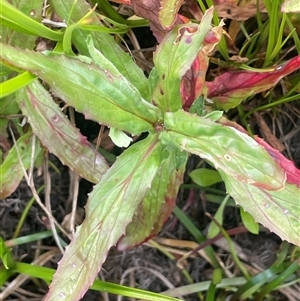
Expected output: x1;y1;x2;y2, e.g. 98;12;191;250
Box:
219;170;300;246
180;51;209;110
44;135;164;301
86;35;161;119
0;0;62;43
49;0;151;101
15;80;109;183
160;110;286;190
181;22;224;110
152;8;214;112
0;42;158;135
0;132;42;198
0;0;44;49
254;136;300;187
207;55;300;111
117;148;187;250
216;116;300;187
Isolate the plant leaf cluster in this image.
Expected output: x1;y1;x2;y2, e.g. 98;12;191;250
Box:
0;0;300;300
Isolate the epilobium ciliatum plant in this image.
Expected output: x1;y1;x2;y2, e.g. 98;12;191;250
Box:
0;1;300;300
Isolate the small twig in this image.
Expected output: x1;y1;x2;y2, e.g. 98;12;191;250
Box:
44;156;65;254
0;114;24;119
69;171;80;235
177;225;248;265
42;0;49;18
8;125;71;239
65;107;81;235
127;29;146;62
42;19;67;28
28;134;36;183
94;123;105;172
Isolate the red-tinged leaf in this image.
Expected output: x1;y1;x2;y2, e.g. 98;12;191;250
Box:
117;149;186;250
202;21;225;49
0;132;42;198
0;42;159;135
15;81;109;183
160;110;286;190
159;0;185;29
44;135;164;301
207;55;300;110
255;136;300;187
153;8;214;112
108;0;131;4
130;0;184;42
217;116;300;187
145;166;185;238
219;170;300;246
181;51;209;110
181;23;223;110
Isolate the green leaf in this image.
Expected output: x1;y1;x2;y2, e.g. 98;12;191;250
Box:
229;263;287;301
189;168;223;187
0;42;158;135
0;132;42;198
240;208;259;234
49;0;151;101
207;195;229;239
117;148;186;250
219;170;300;246
15;80;109;183
109;128;132;148
152;8;213;112
0;93;20;164
159;0;184;29
0;0;62;43
0;63;14;76
203;111;223;122
44;135;164;301
0;236;15;269
160;110;286;191
189;95;205;116
148;67;160;97
281;0;300;12
86;34;161;118
0;71;36;97
14;261;181;301
0;0;42;49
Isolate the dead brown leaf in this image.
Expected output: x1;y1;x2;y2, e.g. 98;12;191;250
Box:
214;1;267;20
130;0;184;41
229;55;249;63
0;134;11;160
254;112;286;152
